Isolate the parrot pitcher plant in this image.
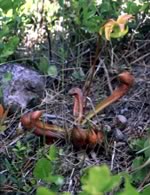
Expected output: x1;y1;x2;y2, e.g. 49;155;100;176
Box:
21;71;134;148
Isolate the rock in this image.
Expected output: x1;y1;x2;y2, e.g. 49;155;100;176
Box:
0;64;45;112
113;128;127;142
114;115;127;130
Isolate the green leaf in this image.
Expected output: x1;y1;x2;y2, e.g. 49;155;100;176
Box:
140;186;150;195
125;1;140;14
0;36;19;59
36;187;56;195
130;138;146;151
117;178;139;195
33;156;63;185
0;49;14;58
38;57;49;74
48;145;58;161
47;175;64;185
33;157;52;182
140;3;149;12
5;36;20;52
100;1;111;13
58;0;64;7
0;0;13;13
0;26;9;38
131;157;148;183
81;165;121;194
47;65;58;78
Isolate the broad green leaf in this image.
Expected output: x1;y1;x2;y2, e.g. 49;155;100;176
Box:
125;1;141;14
0;0;13;13
48;145;58;161
6;36;20;49
47;175;64;185
33;156;63;184
140;186;150;195
104;174;121;193
58;0;64;7
131;156;148;183
47;65;58;78
140;3;149;12
130;138;146;151
0;50;14;58
0;26;9;38
0;36;19;58
117;178;139;195
37;57;49;74
81;165;121;194
100;1;111;13
33;157;52;182
36;187;56;195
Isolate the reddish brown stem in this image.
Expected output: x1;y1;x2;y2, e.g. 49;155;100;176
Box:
69;87;84;123
81;71;134;125
34;128;64;139
21;111;65;134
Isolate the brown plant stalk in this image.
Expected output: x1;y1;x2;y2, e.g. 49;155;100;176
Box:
68;87;84;123
21;110;64;139
81;71;134;125
69;87;104;148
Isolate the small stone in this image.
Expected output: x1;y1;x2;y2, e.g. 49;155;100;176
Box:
113;128;127;142
117;115;127;124
114;115;127;130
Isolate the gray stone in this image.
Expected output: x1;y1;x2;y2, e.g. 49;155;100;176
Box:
113;114;128;130
0;63;45;112
113;128;127;142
